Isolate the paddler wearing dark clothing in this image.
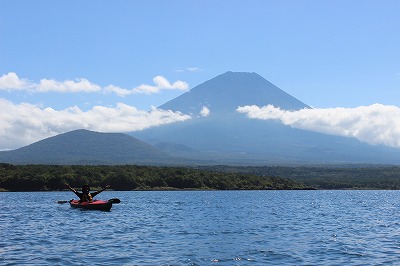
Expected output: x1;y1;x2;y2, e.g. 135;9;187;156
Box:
65;184;110;202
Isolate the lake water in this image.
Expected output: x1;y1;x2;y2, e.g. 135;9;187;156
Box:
1;190;400;265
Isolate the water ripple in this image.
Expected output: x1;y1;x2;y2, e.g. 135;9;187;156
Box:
2;190;400;265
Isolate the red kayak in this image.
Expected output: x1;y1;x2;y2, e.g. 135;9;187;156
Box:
69;199;112;211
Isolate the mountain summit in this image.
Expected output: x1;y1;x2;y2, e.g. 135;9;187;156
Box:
160;71;309;116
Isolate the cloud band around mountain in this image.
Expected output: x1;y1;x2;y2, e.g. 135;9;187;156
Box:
0;72;189;96
0;98;191;150
237;104;400;148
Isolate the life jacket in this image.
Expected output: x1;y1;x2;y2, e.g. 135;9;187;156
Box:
81;193;93;202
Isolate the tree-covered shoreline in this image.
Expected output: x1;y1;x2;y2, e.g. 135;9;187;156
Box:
0;163;308;192
3;163;400;192
198;165;400;190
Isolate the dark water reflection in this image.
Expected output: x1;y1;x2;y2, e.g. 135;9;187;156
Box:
1;190;400;265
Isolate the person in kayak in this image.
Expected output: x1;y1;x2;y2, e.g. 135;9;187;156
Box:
65;184;110;202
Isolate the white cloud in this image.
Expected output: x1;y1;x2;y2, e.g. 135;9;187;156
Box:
133;84;160;94
0;72;31;90
173;67;201;73
0;72;101;93
133;76;189;94
200;106;210;117
0;72;188;96
104;85;132;97
237;104;400;148
0;98;191;150
37;78;101;93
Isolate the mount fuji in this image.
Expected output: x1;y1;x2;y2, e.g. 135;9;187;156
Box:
132;71;400;165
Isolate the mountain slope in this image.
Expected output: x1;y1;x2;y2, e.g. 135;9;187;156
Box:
0;129;171;165
133;72;400;165
160;71;309;116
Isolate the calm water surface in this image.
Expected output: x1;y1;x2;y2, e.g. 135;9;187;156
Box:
1;190;400;265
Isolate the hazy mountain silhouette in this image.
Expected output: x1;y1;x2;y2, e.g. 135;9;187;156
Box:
160;71;309;116
0;129;172;165
133;71;400;165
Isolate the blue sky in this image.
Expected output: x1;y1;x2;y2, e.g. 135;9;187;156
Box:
0;0;400;150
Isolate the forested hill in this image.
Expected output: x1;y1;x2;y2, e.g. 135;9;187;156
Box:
0;129;173;165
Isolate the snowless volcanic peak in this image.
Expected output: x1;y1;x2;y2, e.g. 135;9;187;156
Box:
159;71;309;116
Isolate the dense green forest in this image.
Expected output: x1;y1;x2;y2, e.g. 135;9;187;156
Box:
2;163;400;191
199;165;400;189
0;163;307;192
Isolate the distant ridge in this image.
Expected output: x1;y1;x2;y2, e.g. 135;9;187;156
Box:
0;129;171;165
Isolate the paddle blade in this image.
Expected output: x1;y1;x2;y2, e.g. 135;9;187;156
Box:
109;198;121;204
57;200;68;204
